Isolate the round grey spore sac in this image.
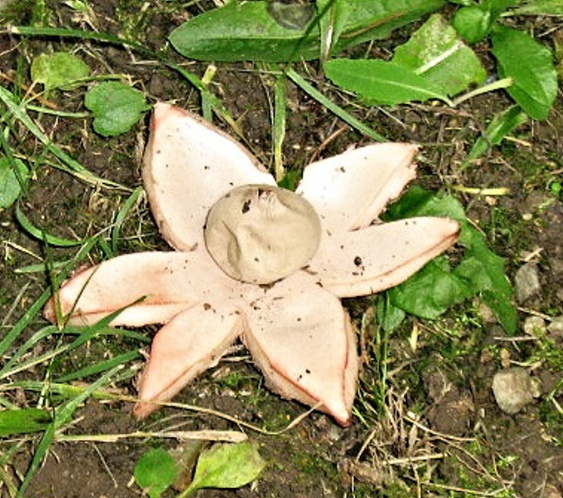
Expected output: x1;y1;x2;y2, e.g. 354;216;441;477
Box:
204;184;321;285
491;367;541;415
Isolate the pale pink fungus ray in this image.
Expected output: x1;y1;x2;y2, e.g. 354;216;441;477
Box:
296;142;418;232
308;217;460;298
142;103;276;252
44;251;235;327
242;272;358;426
133;302;245;419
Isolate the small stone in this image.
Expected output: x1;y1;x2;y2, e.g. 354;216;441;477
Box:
547;316;563;337
499;348;511;369
523;316;546;336
492;367;542;415
477;301;497;324
514;262;541;303
543;484;563;498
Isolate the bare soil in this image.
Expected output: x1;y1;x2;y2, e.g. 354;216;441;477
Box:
1;1;562;497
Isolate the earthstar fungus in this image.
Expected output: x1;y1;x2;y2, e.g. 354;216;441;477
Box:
44;103;460;426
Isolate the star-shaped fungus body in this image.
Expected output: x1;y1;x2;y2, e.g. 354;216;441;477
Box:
44;103;460;426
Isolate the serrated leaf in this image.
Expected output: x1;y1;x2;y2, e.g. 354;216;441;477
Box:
385;186;516;333
455;229;516;333
466;105;528;162
134;448;176;498
0;408;52;437
84;82;149;137
385;184;467;221
30;52;90;91
393;14;486;96
187;442;266;492
324;59;451;105
168;0;445;62
0;157;29;208
491;25;558;120
389;257;472;319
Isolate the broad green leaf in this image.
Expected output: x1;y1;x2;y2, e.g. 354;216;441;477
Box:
385;187;469;321
0;157;29;208
510;0;563;16
134;448;176;498
186;442;266;492
452;1;516;43
385;184;467;221
454;228;517;333
393;14;486;96
169;0;445;62
328;0;447;53
84;82;149;137
30;52;90;90
466;105;528;162
385;186;516;333
169;1;320;62
483;0;519;15
390;230;516;331
491;26;557;120
324;59;451;105
452;5;493;44
0;408;52;437
389;257;472;319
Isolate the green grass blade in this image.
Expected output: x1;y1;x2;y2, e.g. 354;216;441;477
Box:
0;237;97;358
0;408;52;437
1;376;135;402
16;365;123;498
15;260;70;274
55;366;125;427
111;186;143;254
15;204;90;247
0;124;28;197
0;326;57;379
286;68;386;142
0;86;126;190
16;424;56;498
0;287;53;360
56;350;140;383
273;73;287;182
